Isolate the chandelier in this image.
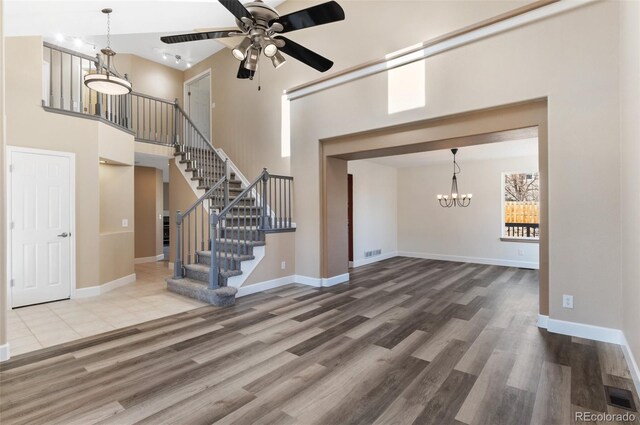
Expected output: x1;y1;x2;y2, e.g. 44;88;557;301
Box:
83;8;132;96
437;148;472;208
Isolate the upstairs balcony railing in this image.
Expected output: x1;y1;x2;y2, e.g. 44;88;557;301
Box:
42;42;209;150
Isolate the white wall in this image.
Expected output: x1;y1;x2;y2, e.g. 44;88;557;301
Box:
348;160;398;267
619;0;640;387
396;155;539;268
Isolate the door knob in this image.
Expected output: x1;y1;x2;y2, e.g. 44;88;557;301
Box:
57;232;69;238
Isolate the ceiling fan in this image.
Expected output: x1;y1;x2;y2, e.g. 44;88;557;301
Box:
161;0;345;80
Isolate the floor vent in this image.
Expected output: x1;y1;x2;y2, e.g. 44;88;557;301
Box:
604;385;636;411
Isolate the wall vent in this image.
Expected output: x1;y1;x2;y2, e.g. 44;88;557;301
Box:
604;386;636;411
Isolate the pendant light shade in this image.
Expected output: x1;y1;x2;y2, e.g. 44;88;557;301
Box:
84;71;132;95
83;9;132;96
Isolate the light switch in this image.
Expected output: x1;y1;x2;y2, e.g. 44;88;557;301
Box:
122;219;129;227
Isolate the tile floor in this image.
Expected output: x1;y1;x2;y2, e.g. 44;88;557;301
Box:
7;262;205;356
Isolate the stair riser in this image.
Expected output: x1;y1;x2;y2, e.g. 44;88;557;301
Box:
223;217;263;227
222;228;264;241
197;246;254;264
209;199;257;207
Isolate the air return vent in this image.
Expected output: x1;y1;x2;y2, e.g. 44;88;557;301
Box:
604;386;636;411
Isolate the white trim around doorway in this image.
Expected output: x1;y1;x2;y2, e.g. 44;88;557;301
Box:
183;68;212;141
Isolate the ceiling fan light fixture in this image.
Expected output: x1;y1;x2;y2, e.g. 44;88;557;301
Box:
263;42;278;58
232;37;252;61
244;46;260;71
271;51;286;69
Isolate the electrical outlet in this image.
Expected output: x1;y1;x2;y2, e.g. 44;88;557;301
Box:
517;249;524;257
281;261;286;270
562;294;574;309
122;218;128;227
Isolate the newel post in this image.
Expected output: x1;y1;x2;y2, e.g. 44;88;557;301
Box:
173;98;179;145
261;168;271;230
209;213;220;288
174;210;183;279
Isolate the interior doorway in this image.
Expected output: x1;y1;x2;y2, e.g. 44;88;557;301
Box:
7;147;75;307
184;70;211;140
320;99;549;315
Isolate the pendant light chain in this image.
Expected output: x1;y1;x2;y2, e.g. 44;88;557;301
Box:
106;11;111;50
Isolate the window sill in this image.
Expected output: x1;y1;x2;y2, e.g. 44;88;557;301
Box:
500;237;539;244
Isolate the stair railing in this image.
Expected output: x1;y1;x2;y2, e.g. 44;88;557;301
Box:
174;175;228;280
42;42;132;130
208;169;294;287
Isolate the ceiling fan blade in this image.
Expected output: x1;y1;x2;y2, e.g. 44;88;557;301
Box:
272;1;345;34
278;36;334;72
237;60;254;79
161;31;236;44
219;0;253;21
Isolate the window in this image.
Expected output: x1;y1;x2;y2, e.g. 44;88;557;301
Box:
502;172;540;240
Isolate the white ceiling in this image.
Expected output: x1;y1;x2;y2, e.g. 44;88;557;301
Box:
366;138;539;168
5;0;284;70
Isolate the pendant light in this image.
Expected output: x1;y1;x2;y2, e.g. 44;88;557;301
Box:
84;8;132;96
437;148;472;208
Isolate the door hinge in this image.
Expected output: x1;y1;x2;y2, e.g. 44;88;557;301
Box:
10;279;14;287
8;164;13;172
10;222;14;230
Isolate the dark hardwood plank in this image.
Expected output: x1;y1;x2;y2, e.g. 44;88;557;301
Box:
0;258;637;425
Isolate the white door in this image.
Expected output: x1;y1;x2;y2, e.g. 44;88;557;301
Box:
186;73;211;140
10;150;73;307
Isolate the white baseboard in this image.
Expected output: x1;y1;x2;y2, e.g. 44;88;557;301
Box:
352;252;398;268
73;273;137;299
537;315;623;344
621;333;640;396
294;275;322;287
0;343;10;362
135;254;164;264
398;251;539;269
321;273;350;287
538;315;640;395
237;275;295;297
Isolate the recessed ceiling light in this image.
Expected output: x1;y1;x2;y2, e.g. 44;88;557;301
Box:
100;160;107;164
55;34;65;42
162;53;167;60
186;63;191;68
74;38;83;47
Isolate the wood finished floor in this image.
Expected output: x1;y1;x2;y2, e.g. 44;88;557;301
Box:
1;258;638;425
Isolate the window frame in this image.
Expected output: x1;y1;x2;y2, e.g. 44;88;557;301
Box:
500;171;540;243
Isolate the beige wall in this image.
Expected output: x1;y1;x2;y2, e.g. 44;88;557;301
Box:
619;0;640;379
117;54;184;102
5;36;136;293
242;232;296;286
184;1;525;179
100;164;134;233
0;0;7;351
290;2;621;330
168;159;198;264
134;166;163;259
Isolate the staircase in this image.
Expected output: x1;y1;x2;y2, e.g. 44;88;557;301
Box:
40;41;295;308
164;127;294;307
